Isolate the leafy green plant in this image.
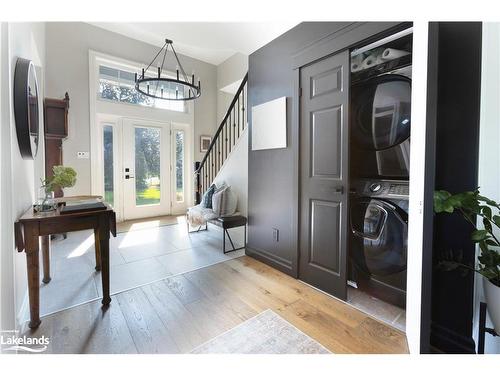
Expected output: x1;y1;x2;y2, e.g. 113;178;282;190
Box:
434;189;500;287
42;165;77;193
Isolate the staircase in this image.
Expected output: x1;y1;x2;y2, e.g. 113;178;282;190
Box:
194;73;248;203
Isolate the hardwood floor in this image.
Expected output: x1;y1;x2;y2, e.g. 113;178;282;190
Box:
21;256;409;354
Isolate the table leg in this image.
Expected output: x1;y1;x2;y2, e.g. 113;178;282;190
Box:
25;235;41;329
94;228;101;271
100;237;111;305
41;235;51;284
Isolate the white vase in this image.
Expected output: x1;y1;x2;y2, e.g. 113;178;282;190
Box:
483;277;500;335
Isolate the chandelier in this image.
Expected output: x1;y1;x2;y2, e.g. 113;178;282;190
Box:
135;38;201;101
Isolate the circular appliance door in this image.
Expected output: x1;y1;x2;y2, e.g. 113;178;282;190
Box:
350;197;408;276
351;75;411;151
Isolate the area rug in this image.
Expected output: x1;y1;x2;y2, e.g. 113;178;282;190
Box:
191;309;331;354
116;215;185;233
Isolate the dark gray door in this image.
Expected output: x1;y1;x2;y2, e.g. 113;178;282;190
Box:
299;51;349;299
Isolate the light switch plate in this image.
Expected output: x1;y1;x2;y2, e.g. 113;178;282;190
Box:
77;151;90;159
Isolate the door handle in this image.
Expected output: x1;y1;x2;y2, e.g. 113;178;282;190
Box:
125;175;135;179
333;186;344;194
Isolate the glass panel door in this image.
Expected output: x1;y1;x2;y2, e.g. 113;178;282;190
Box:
122;119;171;220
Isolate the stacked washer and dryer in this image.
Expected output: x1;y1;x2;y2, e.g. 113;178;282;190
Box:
348;30;412;315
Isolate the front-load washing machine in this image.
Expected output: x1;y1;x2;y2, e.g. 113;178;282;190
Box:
349;179;409;308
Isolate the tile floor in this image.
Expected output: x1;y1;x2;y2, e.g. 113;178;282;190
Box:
347;286;406;331
40;221;245;316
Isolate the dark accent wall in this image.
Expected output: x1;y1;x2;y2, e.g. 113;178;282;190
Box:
246;22;405;276
422;22;482;354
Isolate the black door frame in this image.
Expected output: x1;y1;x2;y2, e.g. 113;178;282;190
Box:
420;22;483;354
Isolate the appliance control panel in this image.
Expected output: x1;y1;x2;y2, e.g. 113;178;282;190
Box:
356;179;409;199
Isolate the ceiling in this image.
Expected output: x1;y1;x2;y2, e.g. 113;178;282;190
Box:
89;22;299;65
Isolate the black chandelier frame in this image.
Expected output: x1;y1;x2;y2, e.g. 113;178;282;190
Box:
135;38;201;101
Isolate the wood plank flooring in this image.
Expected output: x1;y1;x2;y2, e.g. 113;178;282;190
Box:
21;256;408;354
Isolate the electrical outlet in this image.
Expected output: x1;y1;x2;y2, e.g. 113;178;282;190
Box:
77;151;89;159
272;228;279;242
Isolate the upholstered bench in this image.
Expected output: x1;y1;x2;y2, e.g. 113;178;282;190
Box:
209;215;247;254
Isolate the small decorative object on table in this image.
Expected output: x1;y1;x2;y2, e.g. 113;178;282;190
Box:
434;189;500;337
35;165;77;212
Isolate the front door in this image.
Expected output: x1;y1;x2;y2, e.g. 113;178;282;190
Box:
299;51;350;299
122;118;171;220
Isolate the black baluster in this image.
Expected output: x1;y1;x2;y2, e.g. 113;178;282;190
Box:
228;112;232;154
218;135;221;171
225;122;228;161
233;105;236;146
237;97;240;138
242;85;246;130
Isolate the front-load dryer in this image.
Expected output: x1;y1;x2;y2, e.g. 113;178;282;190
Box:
349;179;409;308
350;72;411;179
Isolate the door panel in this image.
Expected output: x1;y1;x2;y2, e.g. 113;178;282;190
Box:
310;66;343;98
310;200;341;275
311;105;342;178
299;51;349;299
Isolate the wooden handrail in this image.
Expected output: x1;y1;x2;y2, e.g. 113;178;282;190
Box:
195;73;248;174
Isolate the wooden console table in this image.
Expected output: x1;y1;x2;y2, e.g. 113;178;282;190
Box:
14;203;116;329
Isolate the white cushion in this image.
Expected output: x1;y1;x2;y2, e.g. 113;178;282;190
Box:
212;186;237;217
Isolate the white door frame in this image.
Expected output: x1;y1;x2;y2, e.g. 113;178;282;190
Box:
89;50;195;221
406;21;429;354
93;115;194;221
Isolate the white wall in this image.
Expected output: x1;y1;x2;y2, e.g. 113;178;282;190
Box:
44;22;218;196
213;129;248;217
216;53;248;123
474;22;500;354
211;52;249;222
0;22;46;330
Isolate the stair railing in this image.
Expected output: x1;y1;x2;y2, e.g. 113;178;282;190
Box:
194;73;248;204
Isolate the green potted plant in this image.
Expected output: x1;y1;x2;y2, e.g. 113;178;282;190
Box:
434;189;500;334
36;165;77;212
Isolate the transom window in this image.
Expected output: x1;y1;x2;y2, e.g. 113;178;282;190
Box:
98;65;185;113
